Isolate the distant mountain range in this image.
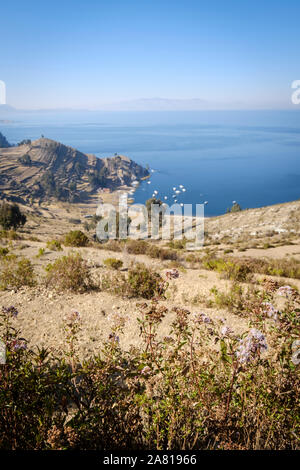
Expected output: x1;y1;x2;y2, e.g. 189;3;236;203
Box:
0;134;149;204
0;104;16;114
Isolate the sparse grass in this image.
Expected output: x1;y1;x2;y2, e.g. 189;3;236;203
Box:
0;229;22;241
36;247;45;258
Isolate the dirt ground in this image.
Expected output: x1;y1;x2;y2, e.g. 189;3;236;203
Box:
1;197;300;358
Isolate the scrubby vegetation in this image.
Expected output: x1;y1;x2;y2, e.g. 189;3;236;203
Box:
101;263;169;299
64;230;89;247
0;203;26;230
0;282;299;449
45;252;94;292
103;257;123;270
46;239;63;251
202;254;300;281
0;255;35;290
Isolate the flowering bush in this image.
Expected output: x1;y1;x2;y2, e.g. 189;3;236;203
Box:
0;278;299;450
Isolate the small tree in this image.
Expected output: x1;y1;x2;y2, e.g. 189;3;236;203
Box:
227;202;242;213
0;203;26;230
146;197;164;227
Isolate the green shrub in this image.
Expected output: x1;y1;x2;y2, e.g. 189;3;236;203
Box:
64;230;89;247
45;252;93;292
101;262;167;299
127;263;166;299
46;239;63;251
0;203;26;230
36;247;45;258
0;255;36;290
226;202;242;213
0;247;9;257
202;256;252;282
103;258;123;270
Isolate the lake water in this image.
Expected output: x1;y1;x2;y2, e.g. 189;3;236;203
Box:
1;109;300;216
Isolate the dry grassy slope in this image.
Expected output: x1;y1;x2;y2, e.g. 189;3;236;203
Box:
0;137;149;203
1;197;300;359
205;199;300;244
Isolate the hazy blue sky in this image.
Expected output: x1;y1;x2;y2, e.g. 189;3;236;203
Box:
1;0;299;109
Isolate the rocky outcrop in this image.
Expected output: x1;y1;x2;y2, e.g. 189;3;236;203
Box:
0;136;149;203
0;132;11;148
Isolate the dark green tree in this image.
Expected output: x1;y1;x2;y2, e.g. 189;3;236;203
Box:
0;203;27;230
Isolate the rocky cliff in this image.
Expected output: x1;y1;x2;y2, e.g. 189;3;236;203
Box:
0;136;149;203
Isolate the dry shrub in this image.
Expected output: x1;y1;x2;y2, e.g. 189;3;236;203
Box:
64;230;89;247
0;255;36;290
127;263;166;299
101;262;167;299
126;239;148;255
45;252;94;292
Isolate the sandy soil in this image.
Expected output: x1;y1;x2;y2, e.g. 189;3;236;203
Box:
1;197;300;358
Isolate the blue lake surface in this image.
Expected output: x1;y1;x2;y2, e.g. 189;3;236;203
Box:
1;110;300;216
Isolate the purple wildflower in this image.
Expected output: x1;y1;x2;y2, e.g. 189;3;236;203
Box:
277;286;294;297
2;306;18;318
236;329;268;364
193;312;212;324
11;339;27;351
221;326;234;337
108;333;120;343
261;302;279;321
141;366;152;376
165;269;179;280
